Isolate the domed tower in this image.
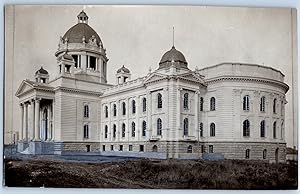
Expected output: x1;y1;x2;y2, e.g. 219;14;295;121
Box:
35;66;49;83
116;65;131;84
55;10;108;83
157;46;189;74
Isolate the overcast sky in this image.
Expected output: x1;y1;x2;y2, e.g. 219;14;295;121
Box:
4;5;297;147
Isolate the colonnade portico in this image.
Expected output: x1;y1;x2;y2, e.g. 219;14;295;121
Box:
19;98;54;142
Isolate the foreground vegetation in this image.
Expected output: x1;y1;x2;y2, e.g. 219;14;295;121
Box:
4;158;297;189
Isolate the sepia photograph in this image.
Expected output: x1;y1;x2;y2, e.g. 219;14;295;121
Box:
3;4;298;189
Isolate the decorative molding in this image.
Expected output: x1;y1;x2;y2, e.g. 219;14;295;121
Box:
205;76;289;92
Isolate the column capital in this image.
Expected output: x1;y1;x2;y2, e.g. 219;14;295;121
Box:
34;98;42;102
19;103;24;107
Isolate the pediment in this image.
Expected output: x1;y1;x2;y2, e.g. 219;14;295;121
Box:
143;73;167;84
179;72;204;83
15;80;34;97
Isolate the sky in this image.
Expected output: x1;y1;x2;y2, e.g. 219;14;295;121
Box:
4;5;297;148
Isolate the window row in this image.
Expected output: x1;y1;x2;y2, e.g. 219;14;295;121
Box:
102;144;145;152
245;148;270;160
104;93;163;118
243;119;284;139
243;95;284;114
199;97;216;111
104;121;147;138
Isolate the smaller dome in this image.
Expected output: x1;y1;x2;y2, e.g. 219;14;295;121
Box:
159;46;187;65
117;65;130;73
77;10;88;22
62;53;74;61
35;66;48;75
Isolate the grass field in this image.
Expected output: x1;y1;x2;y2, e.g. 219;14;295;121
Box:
4;158;298;189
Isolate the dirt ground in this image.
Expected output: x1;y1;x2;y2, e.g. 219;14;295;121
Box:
3;158;298;189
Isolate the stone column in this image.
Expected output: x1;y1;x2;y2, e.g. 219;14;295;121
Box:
176;87;181;139
81;53;87;71
31;100;35;140
20;103;24;140
126;98;129;142
195;91;199;139
52;100;55;141
147;91;152;139
47;105;51;141
34;98;41;141
24;103;29;141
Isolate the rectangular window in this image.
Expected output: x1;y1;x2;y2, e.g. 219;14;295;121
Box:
72;55;78;68
111;145;114;151
201;145;205;153
139;145;144;152
90;56;96;70
129;145;133;151
119;145;123;151
86;145;90;152
209;145;213;153
102;145;105;151
245;149;250;159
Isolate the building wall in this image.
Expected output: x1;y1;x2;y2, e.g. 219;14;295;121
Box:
55;89;101;142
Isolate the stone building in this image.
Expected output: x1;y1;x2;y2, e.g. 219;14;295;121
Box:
15;11;289;163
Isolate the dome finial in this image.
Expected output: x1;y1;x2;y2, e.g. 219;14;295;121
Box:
172;26;175;48
77;10;89;24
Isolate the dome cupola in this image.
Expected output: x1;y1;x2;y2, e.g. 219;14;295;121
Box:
117;65;130;74
35;66;49;83
116;65;131;84
55;10;109;84
158;46;188;70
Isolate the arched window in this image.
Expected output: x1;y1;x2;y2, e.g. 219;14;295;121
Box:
187;145;193;153
122;102;126;115
84;105;89;118
83;124;89;139
243;95;250;111
210;97;216;111
200;123;203;137
157;118;162;136
263;149;267;159
142;97;147;112
210;123;215;136
260;120;265;137
105;106;108;118
113;124;116;138
243;120;250;137
183;118;189;136
281;122;284;139
200;97;204;111
183;93;189;110
152;145;158;152
131;122;136;137
273;99;277;113
157;93;162;109
142;121;147;137
132;100;136;114
113;104;117;117
273;121;277;139
260;96;265;112
245;149;250;159
122;123;126;138
104;125;108;139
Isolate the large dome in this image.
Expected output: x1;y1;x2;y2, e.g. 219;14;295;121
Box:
159;46;188;69
63;23;102;47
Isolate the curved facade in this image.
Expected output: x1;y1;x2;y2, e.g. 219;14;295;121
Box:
15;11;289;163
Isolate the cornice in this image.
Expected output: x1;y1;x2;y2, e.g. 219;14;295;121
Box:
205;76;289;92
55;86;102;96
